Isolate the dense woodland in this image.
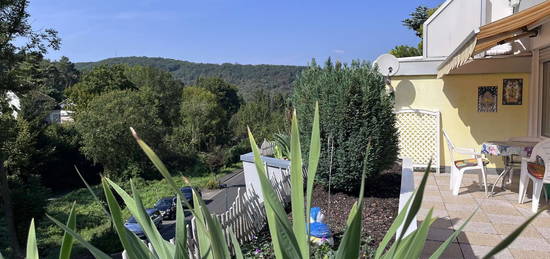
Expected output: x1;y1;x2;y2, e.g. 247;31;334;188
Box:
75;57;305;100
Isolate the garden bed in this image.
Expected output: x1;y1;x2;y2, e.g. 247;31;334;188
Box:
310;162;401;249
242;162;402;257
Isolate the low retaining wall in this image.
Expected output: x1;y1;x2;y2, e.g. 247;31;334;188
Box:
240;152;291;202
397;157;417;237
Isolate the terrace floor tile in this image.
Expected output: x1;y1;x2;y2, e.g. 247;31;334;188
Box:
460;244;514;259
457;231;502;246
451;220;498;234
493;223;542;238
421;240;463;259
414;171;550;258
419;217;454;230
509;249;550;259
427;227;457;242
505;236;550;251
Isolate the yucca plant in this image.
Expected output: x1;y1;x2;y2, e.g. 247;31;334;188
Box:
272;133;291;159
9;103;548;259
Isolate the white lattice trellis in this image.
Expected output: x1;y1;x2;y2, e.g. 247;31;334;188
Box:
395;109;441;174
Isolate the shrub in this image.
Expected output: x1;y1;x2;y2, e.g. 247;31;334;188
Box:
291;59;399;193
88;227;122;254
204;174;221;189
40;124;102;190
9;175;50;245
199;146;227;174
225;140;250;165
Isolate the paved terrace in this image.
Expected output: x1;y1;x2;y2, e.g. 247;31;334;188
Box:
416;172;550;259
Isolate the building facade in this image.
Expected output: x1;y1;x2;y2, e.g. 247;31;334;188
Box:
388;0;550;171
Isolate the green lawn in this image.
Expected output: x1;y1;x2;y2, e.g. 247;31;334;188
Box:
32;163;241;258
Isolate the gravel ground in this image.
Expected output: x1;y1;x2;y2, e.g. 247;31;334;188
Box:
310;163;401;248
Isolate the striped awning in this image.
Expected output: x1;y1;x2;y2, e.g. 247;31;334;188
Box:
437;1;550;78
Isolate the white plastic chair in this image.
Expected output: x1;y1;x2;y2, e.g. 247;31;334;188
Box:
502;137;544;185
443;131;489;196
518;139;550;213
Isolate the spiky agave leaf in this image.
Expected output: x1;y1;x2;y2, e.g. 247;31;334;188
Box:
289;109;308;258
58;202;77;259
101;178;152;259
248;128;302;258
26;219;38;259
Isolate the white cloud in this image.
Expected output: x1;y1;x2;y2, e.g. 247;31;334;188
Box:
332;49;345;54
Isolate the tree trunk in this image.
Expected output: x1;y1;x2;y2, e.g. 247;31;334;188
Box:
0;163;22;257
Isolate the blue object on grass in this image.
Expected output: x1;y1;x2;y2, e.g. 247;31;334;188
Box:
309;207;331;238
310;207;321;221
310;222;332;238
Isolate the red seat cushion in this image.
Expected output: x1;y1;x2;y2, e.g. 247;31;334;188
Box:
454;158;489;169
527;162;545;180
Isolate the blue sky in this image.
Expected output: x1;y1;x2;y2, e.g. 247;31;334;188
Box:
28;0;443;66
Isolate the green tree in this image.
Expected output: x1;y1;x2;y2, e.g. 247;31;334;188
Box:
19;90;57;128
0;0;59;255
403;6;432;38
65;64;135;112
0;1;60;95
41;56;80;102
0;116;54;256
292;59;399;193
194;77;241;116
124;65;184;126
390;45;423;58
75;90;164;179
230;90;288;143
193;77;242;144
389;5;438;58
2;119;35;181
167;87;225;155
54;56;80;89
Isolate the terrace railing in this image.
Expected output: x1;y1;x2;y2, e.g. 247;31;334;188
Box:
187;164;291;258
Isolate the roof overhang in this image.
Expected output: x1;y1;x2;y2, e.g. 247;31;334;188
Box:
437;0;550;78
393;56;444;76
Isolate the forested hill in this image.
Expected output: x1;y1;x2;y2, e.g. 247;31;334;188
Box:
75;56;305;98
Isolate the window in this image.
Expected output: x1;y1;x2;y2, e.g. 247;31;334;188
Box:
542;62;550;137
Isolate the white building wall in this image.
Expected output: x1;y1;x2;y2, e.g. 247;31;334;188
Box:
423;0;514;58
241;153;291;202
424;0;484;58
486;0;514;22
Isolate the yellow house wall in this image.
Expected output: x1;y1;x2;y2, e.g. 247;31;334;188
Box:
392;73;530;170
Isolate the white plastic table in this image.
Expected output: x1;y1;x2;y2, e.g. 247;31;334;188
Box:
481;140;538;195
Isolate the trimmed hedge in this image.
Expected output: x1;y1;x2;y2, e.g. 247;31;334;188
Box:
291;59;399;193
